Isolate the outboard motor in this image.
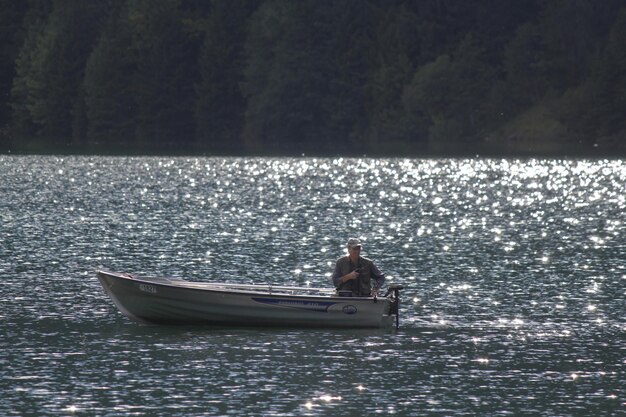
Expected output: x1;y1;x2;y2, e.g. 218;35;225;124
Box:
384;284;404;329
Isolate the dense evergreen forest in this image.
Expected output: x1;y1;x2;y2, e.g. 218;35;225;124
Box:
1;0;625;156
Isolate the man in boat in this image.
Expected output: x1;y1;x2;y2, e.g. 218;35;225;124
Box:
332;238;385;297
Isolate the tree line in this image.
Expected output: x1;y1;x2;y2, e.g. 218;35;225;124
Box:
1;0;625;156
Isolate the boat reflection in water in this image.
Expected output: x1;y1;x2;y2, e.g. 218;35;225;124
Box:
96;270;403;329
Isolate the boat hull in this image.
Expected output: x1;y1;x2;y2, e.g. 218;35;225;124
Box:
97;270;395;328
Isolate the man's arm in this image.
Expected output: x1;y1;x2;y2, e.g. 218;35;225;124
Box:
332;258;358;287
331;261;343;287
370;262;385;290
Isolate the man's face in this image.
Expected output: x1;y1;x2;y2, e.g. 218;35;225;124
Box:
349;246;361;258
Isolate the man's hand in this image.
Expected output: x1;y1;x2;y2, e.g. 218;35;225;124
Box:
343;270;359;283
370;287;379;297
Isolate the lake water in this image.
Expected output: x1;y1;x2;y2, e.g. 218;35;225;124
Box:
0;155;624;416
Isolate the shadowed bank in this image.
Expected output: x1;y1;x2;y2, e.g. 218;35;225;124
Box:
1;1;625;157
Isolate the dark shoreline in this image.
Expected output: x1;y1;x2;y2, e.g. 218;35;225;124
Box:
2;139;624;159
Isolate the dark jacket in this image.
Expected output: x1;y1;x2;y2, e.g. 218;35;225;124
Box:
332;256;385;296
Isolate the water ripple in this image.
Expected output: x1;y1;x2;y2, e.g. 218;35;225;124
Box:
0;156;623;415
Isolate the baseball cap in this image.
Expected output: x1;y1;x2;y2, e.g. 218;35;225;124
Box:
347;238;362;249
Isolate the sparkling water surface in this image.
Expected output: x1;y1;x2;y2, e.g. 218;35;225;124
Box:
0;155;624;416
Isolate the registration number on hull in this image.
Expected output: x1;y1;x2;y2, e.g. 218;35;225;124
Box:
138;283;157;294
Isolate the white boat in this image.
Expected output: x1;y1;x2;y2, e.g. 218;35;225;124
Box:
96;270;403;328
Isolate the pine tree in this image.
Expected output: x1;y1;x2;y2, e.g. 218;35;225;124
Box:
11;1;105;145
195;0;259;152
